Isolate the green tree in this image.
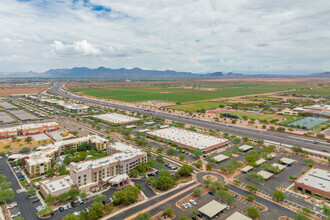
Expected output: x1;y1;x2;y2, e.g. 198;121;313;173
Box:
294;212;309;220
247;206;259;218
59;192;69;203
154;176;175;190
216;190;235;204
192;187;202;196
246;184;258;192
94;194;106;203
164;208;174;217
179;154;185;161
19;147;30;153
247;194;255;201
80;192;87;200
322;204;330;216
203;179;212;185
156;148;163;153
206;163;212;170
62;214;79;220
158;169;171;177
180;217;189;220
88;201;104;220
135;212;151;220
68;189;80;200
25;137;32;144
210;181;223;191
46;167;55;177
178;164;194;177
273;190;285;201
44;195;56;206
0;189;14;203
37;206;53;217
26;186;36;196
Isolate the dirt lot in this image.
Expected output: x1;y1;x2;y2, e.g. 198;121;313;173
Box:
0;85;50;96
0;137;53;152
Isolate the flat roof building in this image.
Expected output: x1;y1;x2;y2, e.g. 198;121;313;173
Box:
239;145;254;152
93;113;140;124
198;200;226;218
256;159;266;166
258;170;274;180
0;122;59;139
40;175;74;197
294;167;330;200
226;211;252;220
147;127;228;153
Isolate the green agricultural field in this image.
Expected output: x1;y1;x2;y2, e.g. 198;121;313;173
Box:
167;102;227;112
70;83;309;103
285;87;330;97
221;110;278;120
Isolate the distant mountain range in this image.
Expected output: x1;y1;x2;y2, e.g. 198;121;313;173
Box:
0;67;329;79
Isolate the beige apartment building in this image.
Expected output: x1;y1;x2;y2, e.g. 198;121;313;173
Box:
70;142;147;192
25;156;51;178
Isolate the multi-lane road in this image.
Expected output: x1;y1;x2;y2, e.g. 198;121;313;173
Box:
50;83;329;152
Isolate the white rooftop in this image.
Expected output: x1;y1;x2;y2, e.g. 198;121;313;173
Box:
258;170;274;180
0;122;58;133
241;166;253;173
271;163;286;172
256;159;266;166
226;212;252;220
280;157;295;165
213;154;229;162
93;113;140;124
296;167;330;193
41;175;73;193
147;127;227;150
239;145;254;151
198;200;226;218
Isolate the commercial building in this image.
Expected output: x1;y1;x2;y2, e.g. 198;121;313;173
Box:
39;175;74;197
0;122;60;139
93;113;140;124
147;127;228;153
37;97;89;114
294;167;330;200
70;142;147;192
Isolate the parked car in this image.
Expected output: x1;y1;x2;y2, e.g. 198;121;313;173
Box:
67;204;72;209
197;213;203;218
71;201;76;207
208;191;214;195
78;198;84;204
182;203;187;209
225;204;230;210
36;205;45;211
186;203;192;208
109;198;113;203
63;206;68;210
32;198;40;203
28;195;37;199
232;194;237;198
7;202;17;209
85;208;89;213
17;175;24;179
191;217;197;220
11;212;20;218
74;211;80;216
58;207;64;212
189;199;197;205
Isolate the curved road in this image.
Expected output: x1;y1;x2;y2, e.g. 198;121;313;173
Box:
49;82;329;152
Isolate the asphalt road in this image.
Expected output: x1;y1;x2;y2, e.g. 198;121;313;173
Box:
50;83;330;152
0;158;38;220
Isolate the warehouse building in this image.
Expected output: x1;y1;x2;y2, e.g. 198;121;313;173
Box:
93;113;140;124
294;167;330;200
147;127;228;153
0;122;60;139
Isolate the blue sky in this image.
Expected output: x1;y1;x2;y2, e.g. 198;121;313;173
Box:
0;0;329;74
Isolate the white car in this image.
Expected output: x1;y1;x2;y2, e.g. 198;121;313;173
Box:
36;205;45;211
189;199;197;205
186;203;192;208
11;212;20;218
74;211;80;216
7;202;17;209
182;204;187;209
78;198;84;204
63;206;68;210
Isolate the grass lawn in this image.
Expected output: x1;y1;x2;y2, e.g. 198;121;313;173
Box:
20;180;28;187
70;83;309;103
221;110;277;120
31;177;42;182
167;102;226;112
285;87;330;97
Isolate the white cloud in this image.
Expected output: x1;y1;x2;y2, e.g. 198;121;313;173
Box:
50;40;101;56
0;0;329;73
